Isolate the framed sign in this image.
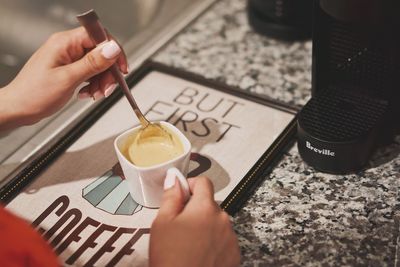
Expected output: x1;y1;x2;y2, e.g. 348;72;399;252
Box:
2;62;297;266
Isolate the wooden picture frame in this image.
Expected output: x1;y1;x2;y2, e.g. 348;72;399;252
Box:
1;61;298;216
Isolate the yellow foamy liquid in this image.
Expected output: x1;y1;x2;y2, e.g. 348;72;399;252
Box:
125;126;184;167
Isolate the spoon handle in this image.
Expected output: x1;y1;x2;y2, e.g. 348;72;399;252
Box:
77;9;150;127
109;65;150;127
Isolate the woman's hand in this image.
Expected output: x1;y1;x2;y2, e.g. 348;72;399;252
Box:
0;27;127;130
150;177;241;267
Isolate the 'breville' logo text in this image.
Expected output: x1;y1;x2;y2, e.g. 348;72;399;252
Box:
306;141;335;156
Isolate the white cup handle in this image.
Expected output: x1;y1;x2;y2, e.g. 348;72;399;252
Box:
165;167;190;202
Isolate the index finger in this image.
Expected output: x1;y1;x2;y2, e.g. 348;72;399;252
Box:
187;177;215;201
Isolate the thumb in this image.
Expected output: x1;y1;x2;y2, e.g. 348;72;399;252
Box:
64;40;121;85
157;176;185;222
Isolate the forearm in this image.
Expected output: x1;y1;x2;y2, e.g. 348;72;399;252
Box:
0;85;31;131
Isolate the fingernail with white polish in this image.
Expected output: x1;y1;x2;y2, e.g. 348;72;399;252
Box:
104;84;117;98
93;90;104;100
101;40;121;59
78;92;91;99
164;174;176;190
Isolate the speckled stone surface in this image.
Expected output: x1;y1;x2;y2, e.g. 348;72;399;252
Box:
154;0;400;266
155;0;312;108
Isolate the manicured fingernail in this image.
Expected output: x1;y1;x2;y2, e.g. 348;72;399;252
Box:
164;174;176;190
104;84;117;98
101;40;121;59
78;92;91;99
93;90;104;100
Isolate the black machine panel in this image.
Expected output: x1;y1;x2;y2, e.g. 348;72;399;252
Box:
298;0;400;173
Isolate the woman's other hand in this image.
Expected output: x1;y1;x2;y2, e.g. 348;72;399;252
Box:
150;177;241;267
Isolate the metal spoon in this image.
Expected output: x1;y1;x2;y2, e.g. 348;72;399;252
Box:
77;10;173;145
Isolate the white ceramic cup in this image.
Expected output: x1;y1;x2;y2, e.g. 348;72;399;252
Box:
114;121;191;208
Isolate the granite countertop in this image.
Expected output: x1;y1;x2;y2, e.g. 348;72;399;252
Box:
154;0;400;266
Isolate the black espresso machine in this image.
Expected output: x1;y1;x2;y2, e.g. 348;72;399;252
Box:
297;0;400;173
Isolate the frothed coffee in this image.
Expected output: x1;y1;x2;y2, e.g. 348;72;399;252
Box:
114;121;191;207
122;125;184;167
